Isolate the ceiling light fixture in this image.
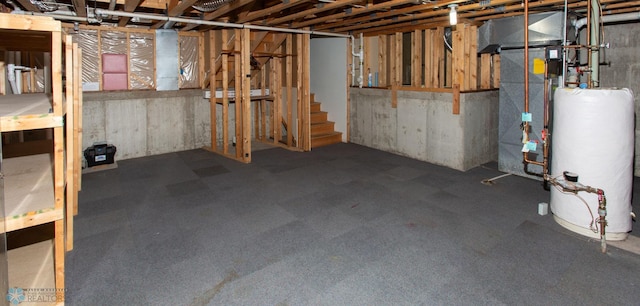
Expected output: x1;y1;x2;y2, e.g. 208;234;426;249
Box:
449;4;458;25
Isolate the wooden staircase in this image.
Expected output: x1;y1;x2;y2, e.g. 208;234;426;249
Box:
311;94;342;148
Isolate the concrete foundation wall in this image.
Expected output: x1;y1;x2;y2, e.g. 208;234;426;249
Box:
83;89;210;160
350;88;498;171
598;23;640;176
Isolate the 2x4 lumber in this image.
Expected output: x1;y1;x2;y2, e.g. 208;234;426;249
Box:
199;33;205;89
293;0;415;29
331;0;513;33
492;54;501;88
51;30;63;116
239;0;311;23
296;33;303;149
363;36;370;85
434;27;444;88
209;30;218;151
452;26;463;90
0;13;60;32
260;65;267;140
222;30;230;155
151;0;199;29
64;35;75;251
469;25;478;90
480;53;491;89
389;34;396;86
234;29;243;159
0;52;4;95
452;83;460;115
241;28;252;162
378;35;387;87
346;44;351;141
181;0;254;31
267;0;361;26
424;29;433;88
54;219;65;302
117;0;144;27
302;30;311;151
75;48;83;196
286;34;293;147
412;29;422;87
394;32;402;86
271;55;281;144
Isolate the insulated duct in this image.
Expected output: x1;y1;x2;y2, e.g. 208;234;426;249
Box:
192;0;235;13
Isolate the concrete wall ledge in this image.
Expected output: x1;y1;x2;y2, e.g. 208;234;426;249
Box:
350;87;499;171
83;89;210;160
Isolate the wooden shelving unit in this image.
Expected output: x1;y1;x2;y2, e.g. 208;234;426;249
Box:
0;13;81;305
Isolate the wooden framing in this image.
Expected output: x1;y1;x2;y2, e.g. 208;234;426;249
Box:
356;23;498;115
412;29;422;87
204;28;309;163
0;13;81;303
378;35;387;87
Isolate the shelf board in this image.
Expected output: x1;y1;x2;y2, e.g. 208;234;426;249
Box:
3;154;62;233
8;240;57;306
0;94;63;132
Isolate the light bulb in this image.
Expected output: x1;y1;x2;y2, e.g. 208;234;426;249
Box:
449;4;458;26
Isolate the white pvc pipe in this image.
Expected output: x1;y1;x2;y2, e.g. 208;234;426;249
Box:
574;12;640;30
7;64;19;94
590;0;600;87
7;64;32;94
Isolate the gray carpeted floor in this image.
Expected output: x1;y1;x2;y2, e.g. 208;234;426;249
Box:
66;143;640;305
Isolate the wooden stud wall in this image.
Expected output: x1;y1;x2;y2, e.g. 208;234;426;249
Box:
205;29;309;163
378;35;387;87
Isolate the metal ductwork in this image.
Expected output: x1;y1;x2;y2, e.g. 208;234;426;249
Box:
192;0;235;13
478;11;569;51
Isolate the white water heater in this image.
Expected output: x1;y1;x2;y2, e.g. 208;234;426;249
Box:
551;88;634;240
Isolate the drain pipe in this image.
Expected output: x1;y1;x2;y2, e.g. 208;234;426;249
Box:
7;64;33;94
350;33;364;88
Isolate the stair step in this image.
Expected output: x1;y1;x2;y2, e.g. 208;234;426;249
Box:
311;121;335;136
311;132;342;148
311;102;321;112
311;111;327;124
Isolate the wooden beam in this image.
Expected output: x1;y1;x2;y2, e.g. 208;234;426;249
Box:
13;0;41;12
238;0;312;23
118;0;144;27
151;0;198;29
330;0;519;33
72;0;87;17
267;0;361;26
181;0;254;31
292;0;415;29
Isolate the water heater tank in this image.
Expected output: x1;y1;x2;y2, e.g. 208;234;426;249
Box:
550;88;634;240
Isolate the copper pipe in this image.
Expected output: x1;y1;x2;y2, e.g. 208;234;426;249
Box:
524;0;529;114
587;0;592;88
